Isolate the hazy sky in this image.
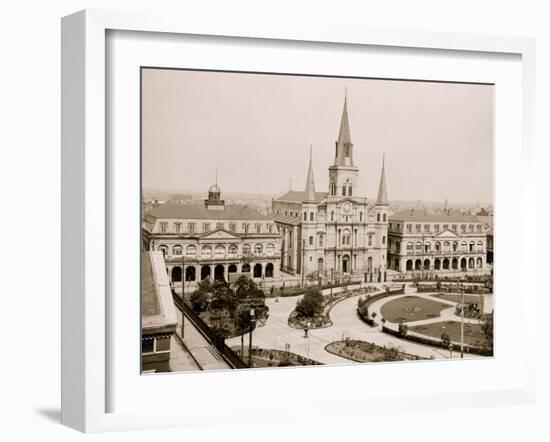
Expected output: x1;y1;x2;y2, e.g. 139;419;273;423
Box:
141;68;493;204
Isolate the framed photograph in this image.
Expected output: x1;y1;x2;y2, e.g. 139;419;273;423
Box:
61;9;536;432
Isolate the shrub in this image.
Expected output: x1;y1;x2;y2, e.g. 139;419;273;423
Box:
398;321;408;337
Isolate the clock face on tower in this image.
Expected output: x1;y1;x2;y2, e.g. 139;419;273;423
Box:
343;202;352;213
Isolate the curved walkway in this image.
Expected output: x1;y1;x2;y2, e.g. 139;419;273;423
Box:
225;285;483;364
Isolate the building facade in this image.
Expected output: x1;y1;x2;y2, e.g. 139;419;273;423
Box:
142;185;281;293
272;95;389;283
387;210;490;276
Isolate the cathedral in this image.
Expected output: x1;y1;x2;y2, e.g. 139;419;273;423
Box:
272;95;389;282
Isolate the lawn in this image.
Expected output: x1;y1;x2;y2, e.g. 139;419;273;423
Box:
380;296;451;323
409;320;486;347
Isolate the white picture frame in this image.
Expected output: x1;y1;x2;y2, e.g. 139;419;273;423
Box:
61;9;537;433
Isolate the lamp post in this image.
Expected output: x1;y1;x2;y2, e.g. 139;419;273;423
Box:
304;320;310;338
248;308;256;367
330;268;334;304
449;343;453;359
306;320;311;359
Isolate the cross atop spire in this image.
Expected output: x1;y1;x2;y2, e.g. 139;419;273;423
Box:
304;145;316;202
376;154;389;206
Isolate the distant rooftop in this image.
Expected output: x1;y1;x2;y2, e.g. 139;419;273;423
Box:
147;202;272;221
275;190;328;203
390;209;480;223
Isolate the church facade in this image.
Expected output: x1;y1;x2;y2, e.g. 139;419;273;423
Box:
271;96;389;283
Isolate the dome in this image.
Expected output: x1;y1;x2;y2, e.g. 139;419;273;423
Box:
208;184;221;193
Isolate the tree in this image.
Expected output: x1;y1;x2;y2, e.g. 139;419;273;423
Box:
233;275;258;300
210;280;238;315
295;287;324;319
481;311;494;354
189;289;208;312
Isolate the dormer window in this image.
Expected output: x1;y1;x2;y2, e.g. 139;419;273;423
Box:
160;222;168;233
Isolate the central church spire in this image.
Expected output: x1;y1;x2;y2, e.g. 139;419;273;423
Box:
334;94;354;167
328;93;359;197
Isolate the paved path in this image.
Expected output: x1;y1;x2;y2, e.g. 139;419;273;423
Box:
174;309;231;371
226;285;484;364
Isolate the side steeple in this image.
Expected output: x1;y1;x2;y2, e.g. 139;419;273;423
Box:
376;154;388;206
304;145;316;202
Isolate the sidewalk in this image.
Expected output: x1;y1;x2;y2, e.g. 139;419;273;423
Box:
174;309;231;372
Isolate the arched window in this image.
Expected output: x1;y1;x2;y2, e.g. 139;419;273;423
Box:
185;245;197;256
477;241;484;251
172;245;182;256
377;213;380;222
254;244;263;255
452;241;458;252
243;244;251;255
303;212;307;221
342;229;351;246
415;242;422;252
368;234;373;247
171;267;182;282
331;211;334;221
383;214;387;222
158;245;168;257
359;212;363;222
266;243;275;255
309;236;314;246
201;245;212;258
435;242;441;252
228;245;238;256
310;212;314;221
214;245;225;258
382;235;386;245
342;186;346;196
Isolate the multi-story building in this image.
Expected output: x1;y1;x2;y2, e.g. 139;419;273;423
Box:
272;95;389;283
141;251;178;373
142;183;281;293
387;209;490;275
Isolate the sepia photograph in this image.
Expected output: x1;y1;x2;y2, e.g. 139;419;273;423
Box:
140;68;494;374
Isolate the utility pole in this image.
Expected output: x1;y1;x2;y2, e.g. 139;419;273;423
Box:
248;308;256;367
181;252;189;339
460;284;464;358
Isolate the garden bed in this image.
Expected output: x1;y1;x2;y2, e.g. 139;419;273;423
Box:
325;340;424;363
232;347;322;367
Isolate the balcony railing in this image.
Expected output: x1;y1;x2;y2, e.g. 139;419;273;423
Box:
392;249;484;256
